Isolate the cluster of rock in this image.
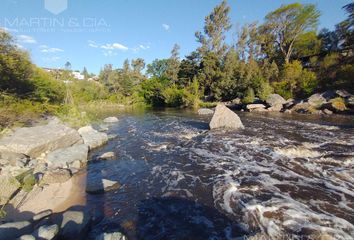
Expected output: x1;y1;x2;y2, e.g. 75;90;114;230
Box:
0;208;126;240
225;90;354;115
0;117;124;239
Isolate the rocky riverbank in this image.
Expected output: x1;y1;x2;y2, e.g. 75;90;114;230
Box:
222;90;354;115
0;116;127;240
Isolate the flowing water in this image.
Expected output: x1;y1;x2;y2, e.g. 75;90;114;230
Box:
85;110;354;240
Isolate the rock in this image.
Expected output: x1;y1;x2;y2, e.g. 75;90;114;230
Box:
98;152;115;160
19;235;35;240
321;90;337;100
37;224;59;240
86;179;121;194
308;93;327;107
267;104;283;112
197;108;214;115
96;232;127;240
324;98;347;112
59;210;91;240
0;151;29;167
283;99;296;109
323;109;333;115
209;104;244;130
46;144;88;169
0;175;21;205
284;109;292;114
70;160;82;169
246;104;266;111
103;117;119;123
253;108;268;113
78;126;108;150
33;210;53;221
0;120;83;158
266;94;286;107
336;89;351;98
40;169;71;185
346;96;354;108
0;221;33;240
231;98;241;105
291;102;310;113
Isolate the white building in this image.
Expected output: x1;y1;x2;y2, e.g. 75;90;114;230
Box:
72;71;85;80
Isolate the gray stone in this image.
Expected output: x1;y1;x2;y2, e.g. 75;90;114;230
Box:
59;210;91;240
86;179;121;194
46;144;88;169
37;224;59;240
323;109;333;115
40;169;71;185
96;232;127;240
209;104;244;130
308;93;327;107
267;104;283;112
78;126;108;150
346;96;354;108
284;109;292;114
103;117;119;123
0;120;82;158
197;108;214;115
291;102;311;113
0;151;28;167
33;210;53;221
266;94;286;107
336;89;351;98
98;152;115;160
246;104;266;111
19;235;35;240
321;90;337;100
0;221;33;240
0;175;21;205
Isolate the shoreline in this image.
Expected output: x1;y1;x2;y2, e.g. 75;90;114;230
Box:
3;171;87;222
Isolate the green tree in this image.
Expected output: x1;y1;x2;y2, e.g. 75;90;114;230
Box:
165;44;181;84
146;59;170;79
195;0;232;97
261;3;320;64
178;51;200;87
131;58;145;75
82;67;89;80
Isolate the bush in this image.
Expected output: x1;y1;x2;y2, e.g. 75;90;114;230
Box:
243;88;255;104
163;86;185;107
140;77;169;106
30;67;65;103
70;80;109;103
257;80;273;101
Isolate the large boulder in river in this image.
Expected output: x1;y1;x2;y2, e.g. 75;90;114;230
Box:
78;126;108;150
46;144;88;169
0;120;82;158
209;104;244;130
0;175;21;205
266;94;286;107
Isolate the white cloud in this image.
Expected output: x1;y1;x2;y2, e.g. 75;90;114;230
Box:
132;44;151;53
162;24;170;31
18;35;36;44
40;45;64;53
101;43;128;51
88;40;99;48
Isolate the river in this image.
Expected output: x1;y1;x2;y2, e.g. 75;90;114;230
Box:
84;109;354;239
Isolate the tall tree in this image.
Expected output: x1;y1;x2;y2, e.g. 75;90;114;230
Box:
260;3;320;64
131;58;145;75
64;61;72;71
146;59;170;79
195;0;232;97
82;67;89;80
166;44;181;84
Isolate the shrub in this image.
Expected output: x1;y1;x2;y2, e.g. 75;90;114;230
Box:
163;86;185;107
257;80;273;101
243;88;255;104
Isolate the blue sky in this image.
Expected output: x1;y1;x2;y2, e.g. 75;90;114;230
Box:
0;0;351;74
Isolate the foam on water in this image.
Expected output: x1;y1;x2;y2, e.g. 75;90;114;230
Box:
87;111;354;239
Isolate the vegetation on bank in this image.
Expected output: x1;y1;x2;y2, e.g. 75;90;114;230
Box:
0;1;353;130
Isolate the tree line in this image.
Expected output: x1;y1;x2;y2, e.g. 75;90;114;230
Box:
0;1;353;111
